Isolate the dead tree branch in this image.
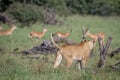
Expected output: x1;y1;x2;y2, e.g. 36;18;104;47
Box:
42;6;64;26
109;61;120;70
109;47;120;58
108;47;120;70
97;37;112;68
0;13;14;25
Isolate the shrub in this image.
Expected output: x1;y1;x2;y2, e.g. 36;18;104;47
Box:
6;2;43;27
89;0;114;16
66;0;93;15
114;0;120;15
65;0;114;16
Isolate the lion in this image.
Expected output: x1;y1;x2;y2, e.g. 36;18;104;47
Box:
51;34;95;70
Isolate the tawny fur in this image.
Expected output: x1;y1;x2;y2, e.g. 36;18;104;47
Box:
0;25;17;37
85;30;105;44
55;31;70;38
28;28;47;40
0;26;2;30
51;34;95;69
55;26;72;38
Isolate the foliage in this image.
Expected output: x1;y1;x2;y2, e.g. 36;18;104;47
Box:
66;0;115;15
0;0;120;26
0;0;120;16
6;2;43;26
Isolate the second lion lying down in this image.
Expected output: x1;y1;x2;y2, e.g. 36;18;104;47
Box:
51;34;95;70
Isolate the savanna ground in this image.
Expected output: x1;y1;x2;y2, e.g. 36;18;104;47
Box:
0;15;120;80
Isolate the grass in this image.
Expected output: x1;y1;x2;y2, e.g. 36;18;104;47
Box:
0;15;120;80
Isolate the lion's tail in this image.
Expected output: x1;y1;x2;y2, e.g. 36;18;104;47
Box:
51;33;60;49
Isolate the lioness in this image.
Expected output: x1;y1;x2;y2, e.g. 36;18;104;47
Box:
51;34;95;70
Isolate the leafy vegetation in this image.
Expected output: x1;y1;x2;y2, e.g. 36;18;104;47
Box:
6;2;43;26
0;0;120;26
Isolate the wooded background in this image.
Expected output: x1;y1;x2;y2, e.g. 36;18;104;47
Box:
0;0;120;26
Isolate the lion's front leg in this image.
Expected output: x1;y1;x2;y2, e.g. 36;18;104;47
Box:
77;60;82;70
82;57;88;68
54;51;62;68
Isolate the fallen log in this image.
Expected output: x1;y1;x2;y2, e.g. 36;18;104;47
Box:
21;35;78;55
22;40;59;55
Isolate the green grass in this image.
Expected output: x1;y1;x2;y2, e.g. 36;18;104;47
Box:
0;15;120;80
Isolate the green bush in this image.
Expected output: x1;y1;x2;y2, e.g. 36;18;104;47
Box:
66;0;93;14
33;0;70;16
6;2;43;27
1;0;120;26
66;0;114;16
46;0;70;16
89;0;114;16
1;0;120;17
113;0;120;15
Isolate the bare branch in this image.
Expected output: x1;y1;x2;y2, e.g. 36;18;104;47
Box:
97;36;112;68
109;47;120;58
